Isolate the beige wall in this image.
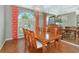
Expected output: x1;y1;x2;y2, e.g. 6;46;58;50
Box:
0;6;5;48
61;12;77;27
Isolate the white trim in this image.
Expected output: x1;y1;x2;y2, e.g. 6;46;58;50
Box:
6;38;12;40
0;40;6;50
6;36;24;40
61;40;79;48
18;36;24;39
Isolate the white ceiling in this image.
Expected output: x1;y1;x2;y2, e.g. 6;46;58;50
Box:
18;5;79;15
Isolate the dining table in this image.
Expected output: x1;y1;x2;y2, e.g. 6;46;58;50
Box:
34;31;62;52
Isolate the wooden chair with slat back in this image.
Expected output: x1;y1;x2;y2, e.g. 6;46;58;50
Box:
23;28;28;51
23;28;26;46
47;24;62;49
23;28;27;39
26;30;48;53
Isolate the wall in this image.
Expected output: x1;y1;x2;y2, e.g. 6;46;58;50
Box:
39;13;44;28
61;12;77;27
5;6;12;39
76;15;79;26
0;6;5;48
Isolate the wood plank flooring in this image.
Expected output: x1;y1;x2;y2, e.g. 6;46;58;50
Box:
0;39;79;53
0;39;61;53
0;39;25;53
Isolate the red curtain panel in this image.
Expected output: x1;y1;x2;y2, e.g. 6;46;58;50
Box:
12;5;18;40
35;11;39;34
43;13;47;37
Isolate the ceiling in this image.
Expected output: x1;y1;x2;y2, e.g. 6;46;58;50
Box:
18;5;79;15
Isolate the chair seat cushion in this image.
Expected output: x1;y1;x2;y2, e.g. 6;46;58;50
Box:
36;41;42;48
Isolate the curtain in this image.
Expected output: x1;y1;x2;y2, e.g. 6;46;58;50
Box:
12;5;18;40
43;13;47;37
35;11;39;34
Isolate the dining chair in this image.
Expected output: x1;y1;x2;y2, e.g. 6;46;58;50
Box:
23;28;29;51
26;30;48;53
47;24;62;49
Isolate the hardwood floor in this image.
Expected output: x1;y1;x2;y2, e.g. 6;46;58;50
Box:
0;39;79;53
0;39;25;53
63;38;79;45
0;39;61;53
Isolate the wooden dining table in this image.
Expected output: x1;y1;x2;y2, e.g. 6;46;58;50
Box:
34;32;62;52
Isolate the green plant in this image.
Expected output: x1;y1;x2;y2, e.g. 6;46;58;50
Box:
22;13;28;19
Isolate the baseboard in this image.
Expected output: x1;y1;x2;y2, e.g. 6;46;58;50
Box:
18;36;24;39
6;36;24;40
6;38;12;40
0;40;6;50
61;40;79;48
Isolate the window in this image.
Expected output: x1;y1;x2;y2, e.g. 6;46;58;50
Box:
18;11;35;37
